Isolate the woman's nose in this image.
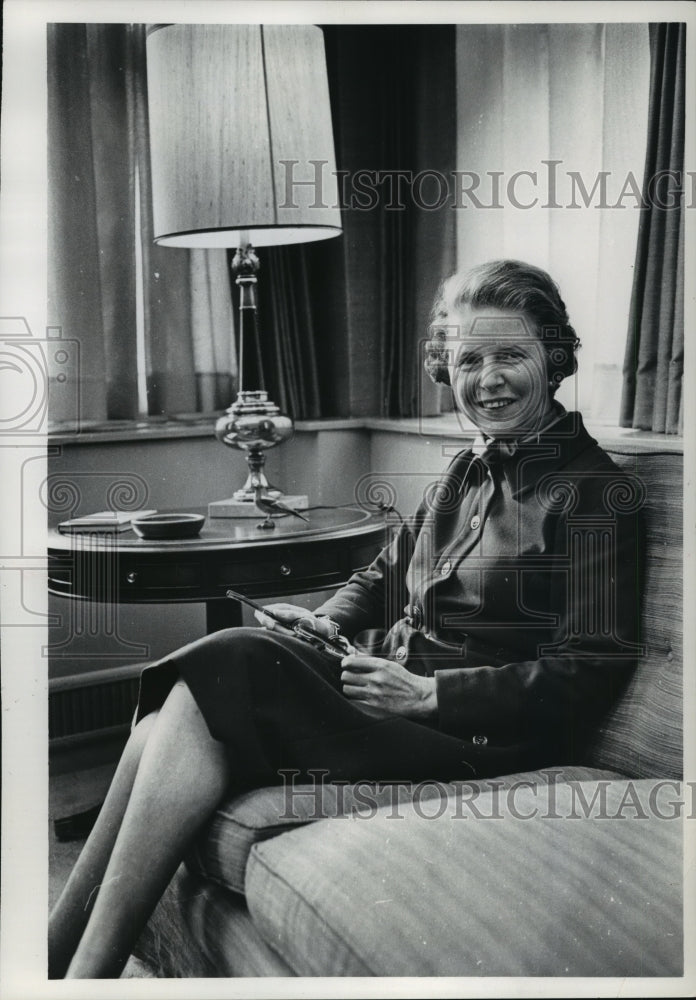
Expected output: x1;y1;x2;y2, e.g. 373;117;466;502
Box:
479;360;505;389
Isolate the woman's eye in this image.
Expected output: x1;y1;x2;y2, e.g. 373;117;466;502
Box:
457;349;524;369
457;354;480;369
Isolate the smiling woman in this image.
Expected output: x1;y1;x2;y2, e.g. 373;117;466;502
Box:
425;259;580;439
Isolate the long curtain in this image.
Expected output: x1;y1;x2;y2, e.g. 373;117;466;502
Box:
48;23;235;424
190;251;237;414
48;23;139;421
319;25;456;418
620;23;685;434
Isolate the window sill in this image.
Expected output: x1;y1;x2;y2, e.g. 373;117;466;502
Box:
47;415;369;446
364;416;684;454
48;414;683;454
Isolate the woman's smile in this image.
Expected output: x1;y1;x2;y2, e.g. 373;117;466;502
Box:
478;396;518;410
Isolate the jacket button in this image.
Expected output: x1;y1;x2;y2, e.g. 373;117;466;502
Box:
395;646;407;660
472;734;488;746
440;560;451;576
470;515;481;530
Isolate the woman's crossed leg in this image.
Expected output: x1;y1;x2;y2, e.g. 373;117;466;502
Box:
49;680;230;979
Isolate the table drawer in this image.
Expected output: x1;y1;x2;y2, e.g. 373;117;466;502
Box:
121;562;204;591
215;547;343;588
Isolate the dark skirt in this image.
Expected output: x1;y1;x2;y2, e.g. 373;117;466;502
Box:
136;626;544;787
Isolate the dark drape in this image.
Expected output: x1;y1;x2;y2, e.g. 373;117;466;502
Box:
620;23;684;434
259;248;322;419
320;25;456;418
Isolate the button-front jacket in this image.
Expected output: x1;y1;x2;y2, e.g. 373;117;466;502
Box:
316;412;644;758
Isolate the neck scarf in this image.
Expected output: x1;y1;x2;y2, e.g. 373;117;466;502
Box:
472;402;568;464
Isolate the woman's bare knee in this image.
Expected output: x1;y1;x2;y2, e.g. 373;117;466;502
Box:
160;680;207;729
122;710;159;767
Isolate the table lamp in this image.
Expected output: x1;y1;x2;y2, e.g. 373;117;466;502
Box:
145;24;342;515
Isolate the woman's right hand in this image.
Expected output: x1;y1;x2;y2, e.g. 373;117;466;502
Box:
255;604;335;638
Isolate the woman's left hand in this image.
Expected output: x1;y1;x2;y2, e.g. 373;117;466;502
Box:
340;654;438;720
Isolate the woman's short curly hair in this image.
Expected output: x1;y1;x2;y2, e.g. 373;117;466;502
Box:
424;260;581;392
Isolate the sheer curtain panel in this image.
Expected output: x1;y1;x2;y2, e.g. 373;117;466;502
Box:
455;24;651;424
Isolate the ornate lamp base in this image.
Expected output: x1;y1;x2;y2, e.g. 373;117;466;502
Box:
209;389;307;517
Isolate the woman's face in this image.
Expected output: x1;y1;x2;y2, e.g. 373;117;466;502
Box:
446;305;555;438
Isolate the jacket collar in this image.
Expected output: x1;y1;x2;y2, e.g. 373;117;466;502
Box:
503;410;599;497
448;410;600;500
471;401;568;458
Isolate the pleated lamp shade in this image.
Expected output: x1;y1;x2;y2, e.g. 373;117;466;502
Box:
145;24;343;248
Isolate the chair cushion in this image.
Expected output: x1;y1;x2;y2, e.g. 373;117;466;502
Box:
581;452;682;778
187;765;623;895
245;778;683;977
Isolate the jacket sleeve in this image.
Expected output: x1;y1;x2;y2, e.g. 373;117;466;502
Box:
313;510;424;641
434;483;645;744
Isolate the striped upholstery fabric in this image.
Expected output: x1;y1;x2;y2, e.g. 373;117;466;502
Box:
189;765;623;895
580;452;683;778
246;779;683;977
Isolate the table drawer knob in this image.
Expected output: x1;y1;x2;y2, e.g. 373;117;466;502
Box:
126;572;138;584
279;564;292;577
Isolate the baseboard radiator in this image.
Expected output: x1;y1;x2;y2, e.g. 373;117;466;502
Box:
49;664;146;743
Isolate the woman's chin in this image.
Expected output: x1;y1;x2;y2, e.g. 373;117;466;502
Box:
480;423;521;438
464;404;524;437
462;399;554;438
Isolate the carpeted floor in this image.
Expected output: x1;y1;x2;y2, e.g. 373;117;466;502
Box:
49;762;157;978
49;763;114;910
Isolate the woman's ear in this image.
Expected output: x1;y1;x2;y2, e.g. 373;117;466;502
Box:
424;334;452;386
547;370;565;396
424;357;451;386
